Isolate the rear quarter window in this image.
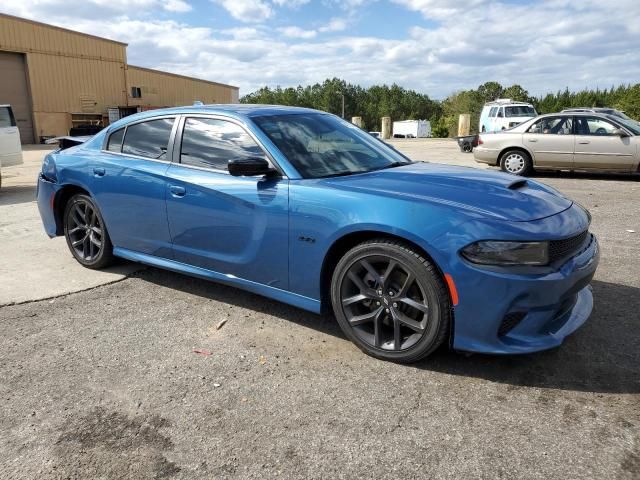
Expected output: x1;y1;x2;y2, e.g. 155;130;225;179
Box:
106;128;124;152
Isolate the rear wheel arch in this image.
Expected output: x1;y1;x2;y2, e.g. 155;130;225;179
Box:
53;185;91;235
497;146;533;165
497;145;534;169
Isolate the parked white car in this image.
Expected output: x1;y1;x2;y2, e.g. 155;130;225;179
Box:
474;112;640;176
479;99;537;133
0;105;23;188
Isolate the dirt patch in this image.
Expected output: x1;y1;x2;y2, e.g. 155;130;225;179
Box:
54;407;179;479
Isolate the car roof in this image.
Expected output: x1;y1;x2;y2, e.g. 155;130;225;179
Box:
143;104;318;118
484;100;533;107
562;107;620;113
106;104;325;130
539;111;613;118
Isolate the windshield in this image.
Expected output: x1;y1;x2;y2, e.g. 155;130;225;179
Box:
505;106;537;118
607;110;634;121
610;116;640;135
252;113;411;178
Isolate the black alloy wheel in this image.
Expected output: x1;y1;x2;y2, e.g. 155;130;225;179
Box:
331;239;450;363
64;194;114;269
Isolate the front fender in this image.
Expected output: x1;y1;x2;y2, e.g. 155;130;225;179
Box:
288;182;468;301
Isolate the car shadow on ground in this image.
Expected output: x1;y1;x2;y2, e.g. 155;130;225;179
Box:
0;185;36;206
415;279;639;395
137;268;639;395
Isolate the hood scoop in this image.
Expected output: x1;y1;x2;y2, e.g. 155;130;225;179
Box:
507;179;528;190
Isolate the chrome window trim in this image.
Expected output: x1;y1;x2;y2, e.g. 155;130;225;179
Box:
100;114;179;163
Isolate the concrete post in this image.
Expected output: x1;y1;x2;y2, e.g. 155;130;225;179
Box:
458;114;471;137
351;116;363;128
381;117;391;139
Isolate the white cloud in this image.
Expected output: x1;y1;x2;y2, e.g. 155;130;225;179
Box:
272;0;310;6
1;0;639;100
319;17;347;32
213;0;273;22
164;0;191;12
279;26;317;39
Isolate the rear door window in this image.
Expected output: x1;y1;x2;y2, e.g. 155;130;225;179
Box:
528;116;573;135
122;118;175;160
489;107;498;118
0;106;16;128
179;117;263;171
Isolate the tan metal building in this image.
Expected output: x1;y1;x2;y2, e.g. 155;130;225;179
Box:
0;13;239;143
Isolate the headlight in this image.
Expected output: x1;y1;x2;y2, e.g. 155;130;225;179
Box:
461;241;549;266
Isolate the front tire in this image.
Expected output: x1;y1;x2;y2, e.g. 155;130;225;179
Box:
331;239;451;363
63;194;114;269
500;149;532;176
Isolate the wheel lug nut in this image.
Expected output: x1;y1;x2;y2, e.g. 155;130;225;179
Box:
376;301;380;306
393;302;398;308
388;291;394;296
385;308;390;313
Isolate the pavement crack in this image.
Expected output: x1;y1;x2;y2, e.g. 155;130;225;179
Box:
0;275;132;308
390;388;423;434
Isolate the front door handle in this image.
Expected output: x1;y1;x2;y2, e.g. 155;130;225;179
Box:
93;167;105;177
528;139;538;142
578;141;590;144
169;185;186;197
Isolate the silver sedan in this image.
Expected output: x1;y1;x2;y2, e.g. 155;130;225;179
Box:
474;112;640;176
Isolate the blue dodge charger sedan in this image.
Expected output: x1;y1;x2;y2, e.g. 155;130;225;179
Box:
37;105;599;363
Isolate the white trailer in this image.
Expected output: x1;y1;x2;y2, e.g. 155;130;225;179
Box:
392;119;432;138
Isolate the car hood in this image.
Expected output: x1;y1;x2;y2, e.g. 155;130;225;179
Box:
321;163;572;222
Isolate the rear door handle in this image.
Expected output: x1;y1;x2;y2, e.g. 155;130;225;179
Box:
578;141;590;144
528;139;538;142
93;167;105;177
169;185;186;197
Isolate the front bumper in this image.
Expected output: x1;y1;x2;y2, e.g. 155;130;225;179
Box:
450;234;599;354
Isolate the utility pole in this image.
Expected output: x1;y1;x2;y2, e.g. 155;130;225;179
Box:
337;91;345;118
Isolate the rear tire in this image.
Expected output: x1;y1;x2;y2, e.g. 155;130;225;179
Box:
500;149;532;176
331;239;451;363
63;194;114;269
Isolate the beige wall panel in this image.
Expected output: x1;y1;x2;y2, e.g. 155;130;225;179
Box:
27;53;126;113
127;67;238;107
0;14;126;62
34;112;71;138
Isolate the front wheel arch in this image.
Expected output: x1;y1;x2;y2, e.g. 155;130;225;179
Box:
320;231;452;314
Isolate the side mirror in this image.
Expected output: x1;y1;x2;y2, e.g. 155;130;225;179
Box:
611;128;628;137
228;157;276;177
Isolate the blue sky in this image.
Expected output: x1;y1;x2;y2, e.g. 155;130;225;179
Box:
2;0;640;99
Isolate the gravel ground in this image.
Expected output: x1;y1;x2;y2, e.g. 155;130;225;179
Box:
0;144;639;479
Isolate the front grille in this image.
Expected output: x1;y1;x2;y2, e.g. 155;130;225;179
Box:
549;231;590;264
498;312;527;336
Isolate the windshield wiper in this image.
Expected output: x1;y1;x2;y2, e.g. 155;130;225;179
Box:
369;161;412;172
319;170;366;178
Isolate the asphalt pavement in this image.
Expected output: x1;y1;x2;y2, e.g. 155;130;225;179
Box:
0;140;638;479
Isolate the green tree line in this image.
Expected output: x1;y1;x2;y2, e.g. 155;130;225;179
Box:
241;79;640;138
